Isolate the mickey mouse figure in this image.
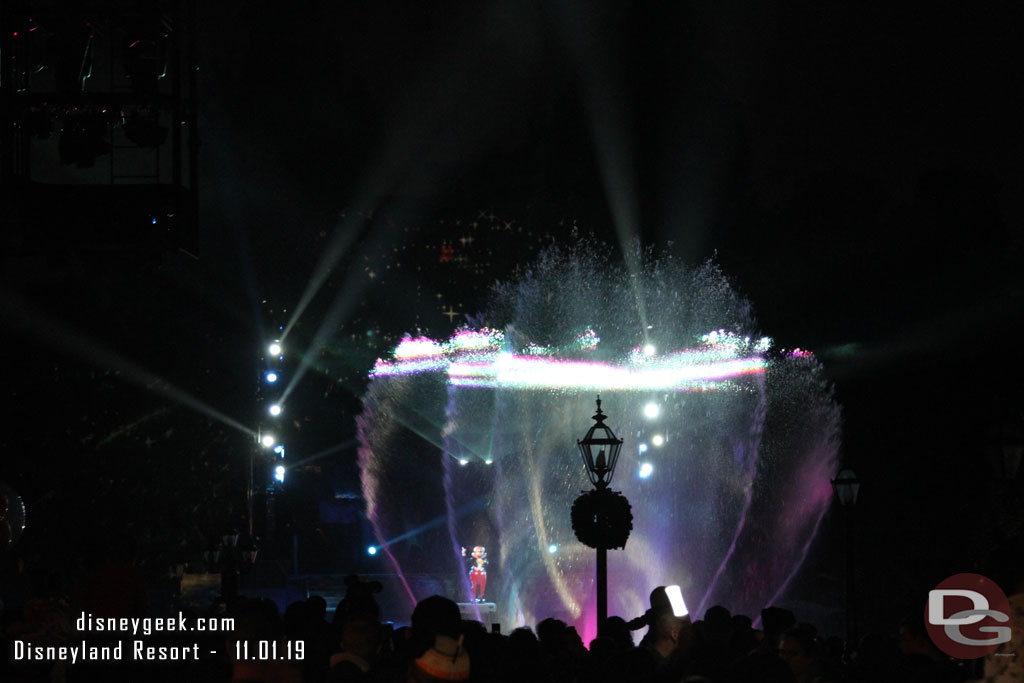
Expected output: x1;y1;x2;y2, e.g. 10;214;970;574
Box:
461;545;488;603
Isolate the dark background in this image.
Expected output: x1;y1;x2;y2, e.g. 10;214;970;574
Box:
2;0;1022;634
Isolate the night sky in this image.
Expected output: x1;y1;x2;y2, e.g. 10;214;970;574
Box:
3;0;1023;630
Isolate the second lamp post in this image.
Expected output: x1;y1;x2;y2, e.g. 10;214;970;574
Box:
573;396;633;629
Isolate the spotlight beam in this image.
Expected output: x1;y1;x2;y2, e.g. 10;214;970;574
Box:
280;212;364;342
552;4;650;339
374;498;487;549
278;214;405;406
1;287;255;440
287;438;358;469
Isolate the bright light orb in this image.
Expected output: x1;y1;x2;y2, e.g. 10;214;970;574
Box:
367;546;378;555
269;342;282;356
643;344;656;356
261;434;276;448
274;465;285;482
273;445;285;455
265;371;278;383
269;404;282;416
638;443;648;453
459;459;469;466
485;459;493;465
652;434;665;447
548;544;558;554
644;402;660;419
639;463;654;478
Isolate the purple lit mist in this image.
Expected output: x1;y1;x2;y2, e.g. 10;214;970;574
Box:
357;243;841;641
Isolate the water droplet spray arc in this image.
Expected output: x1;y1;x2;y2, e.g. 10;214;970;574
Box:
357;243;840;640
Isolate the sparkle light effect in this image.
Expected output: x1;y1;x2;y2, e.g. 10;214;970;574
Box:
373;329;767;392
358;246;840;638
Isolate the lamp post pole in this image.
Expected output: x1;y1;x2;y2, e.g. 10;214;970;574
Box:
574;396;631;630
832;468;860;655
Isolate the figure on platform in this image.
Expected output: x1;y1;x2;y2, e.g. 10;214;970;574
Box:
461;546;488;603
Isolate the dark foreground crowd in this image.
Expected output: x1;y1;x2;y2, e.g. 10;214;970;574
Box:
3;550;1023;683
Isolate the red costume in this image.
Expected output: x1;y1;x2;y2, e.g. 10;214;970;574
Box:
462;545;488;603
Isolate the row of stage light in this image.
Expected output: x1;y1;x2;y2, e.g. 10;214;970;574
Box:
447;399;664;476
260;340;286;485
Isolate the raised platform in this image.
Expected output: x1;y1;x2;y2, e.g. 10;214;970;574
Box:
457;602;498;627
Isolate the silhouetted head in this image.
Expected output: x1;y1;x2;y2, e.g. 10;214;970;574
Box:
306;594;327;620
536;617;567;646
598;615;634;651
649;586;670;611
704;605;732;632
411;595;463;644
779;624;820;678
760;606;796;643
334;574;382;626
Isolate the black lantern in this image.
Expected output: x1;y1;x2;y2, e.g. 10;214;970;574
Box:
990;426;1024;481
578;396;624;489
831;469;860;506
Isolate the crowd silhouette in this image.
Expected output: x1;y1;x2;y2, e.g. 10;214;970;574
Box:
3;539;1022;683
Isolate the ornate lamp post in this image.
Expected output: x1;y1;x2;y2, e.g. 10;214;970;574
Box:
204;529;259;601
986;416;1024;559
573;396;633;629
831;468;860;654
990;425;1024;482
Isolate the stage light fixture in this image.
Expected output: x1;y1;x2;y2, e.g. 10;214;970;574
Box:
548;544;558;554
269;404;282;416
644;402;660;419
265;371;278;383
367;546;378;555
652;434;664;447
643;344;656;356
639;463;653;478
261;434;275;448
274;465;285;482
269;342;282;356
459;459;469;466
638;443;648;453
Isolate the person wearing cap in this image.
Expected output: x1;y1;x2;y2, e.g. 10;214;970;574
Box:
407;595;470;682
